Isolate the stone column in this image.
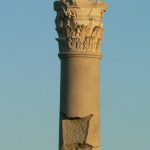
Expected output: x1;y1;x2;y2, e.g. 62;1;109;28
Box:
54;0;107;150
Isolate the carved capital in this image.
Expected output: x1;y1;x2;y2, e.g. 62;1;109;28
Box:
54;0;108;57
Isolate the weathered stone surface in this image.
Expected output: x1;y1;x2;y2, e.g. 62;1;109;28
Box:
62;114;93;145
54;0;108;150
54;0;107;54
62;143;92;150
60;57;101;148
60;0;102;6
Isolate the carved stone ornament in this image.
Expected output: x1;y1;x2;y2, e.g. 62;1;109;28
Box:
54;0;108;55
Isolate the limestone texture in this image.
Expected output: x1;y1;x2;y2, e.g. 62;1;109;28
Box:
62;114;93;145
62;144;92;150
54;0;108;149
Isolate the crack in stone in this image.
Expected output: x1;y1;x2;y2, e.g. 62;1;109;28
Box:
61;112;83;120
61;114;93;150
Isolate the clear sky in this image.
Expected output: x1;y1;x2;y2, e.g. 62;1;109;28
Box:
0;0;150;150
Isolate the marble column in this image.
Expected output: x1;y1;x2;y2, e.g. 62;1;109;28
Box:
54;0;108;149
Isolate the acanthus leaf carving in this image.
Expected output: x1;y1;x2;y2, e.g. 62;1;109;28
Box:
54;1;107;54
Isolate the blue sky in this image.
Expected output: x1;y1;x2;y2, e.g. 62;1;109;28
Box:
0;0;150;150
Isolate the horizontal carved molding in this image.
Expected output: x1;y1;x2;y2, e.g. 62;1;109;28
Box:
58;51;102;59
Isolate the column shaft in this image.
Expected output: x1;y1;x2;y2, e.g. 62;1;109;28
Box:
60;56;100;149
